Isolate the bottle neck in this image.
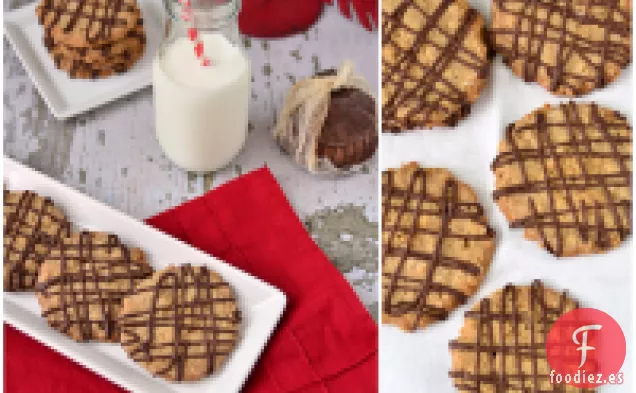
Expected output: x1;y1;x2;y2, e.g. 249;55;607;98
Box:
163;0;241;44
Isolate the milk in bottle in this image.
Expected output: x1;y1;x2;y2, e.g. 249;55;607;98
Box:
153;0;249;172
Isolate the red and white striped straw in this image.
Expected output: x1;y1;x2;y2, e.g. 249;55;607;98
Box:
178;0;211;66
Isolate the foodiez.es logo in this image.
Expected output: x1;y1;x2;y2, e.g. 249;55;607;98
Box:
546;308;626;388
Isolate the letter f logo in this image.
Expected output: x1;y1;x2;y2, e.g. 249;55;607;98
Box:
572;325;602;368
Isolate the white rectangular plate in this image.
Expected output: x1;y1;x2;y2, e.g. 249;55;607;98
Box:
3;157;287;393
3;0;164;119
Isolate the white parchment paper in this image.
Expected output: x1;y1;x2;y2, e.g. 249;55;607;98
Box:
379;0;633;391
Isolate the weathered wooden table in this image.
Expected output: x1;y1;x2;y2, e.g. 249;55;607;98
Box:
3;3;379;318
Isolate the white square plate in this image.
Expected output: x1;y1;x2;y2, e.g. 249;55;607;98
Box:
3;157;287;393
3;0;164;119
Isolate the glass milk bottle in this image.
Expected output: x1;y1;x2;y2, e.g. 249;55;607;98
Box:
154;0;250;172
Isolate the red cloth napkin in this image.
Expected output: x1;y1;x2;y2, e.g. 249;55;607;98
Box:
4;167;378;393
239;1;324;38
239;0;377;37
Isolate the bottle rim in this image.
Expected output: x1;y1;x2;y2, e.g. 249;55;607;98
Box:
163;0;240;23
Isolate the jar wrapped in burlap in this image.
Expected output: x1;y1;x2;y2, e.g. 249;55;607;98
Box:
273;60;377;174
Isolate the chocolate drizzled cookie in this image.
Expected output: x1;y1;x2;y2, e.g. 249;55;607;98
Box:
36;0;142;47
119;264;242;382
449;280;589;393
4;190;71;291
36;231;152;341
382;0;490;131
382;163;496;331
492;102;632;257
491;0;632;96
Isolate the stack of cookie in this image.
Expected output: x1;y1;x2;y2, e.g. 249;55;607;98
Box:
35;0;147;79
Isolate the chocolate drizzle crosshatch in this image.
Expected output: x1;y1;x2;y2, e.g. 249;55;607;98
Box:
491;0;632;96
4;189;72;291
382;164;496;332
119;264;242;382
36;231;152;341
382;0;491;131
492;102;632;257
449;280;585;393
